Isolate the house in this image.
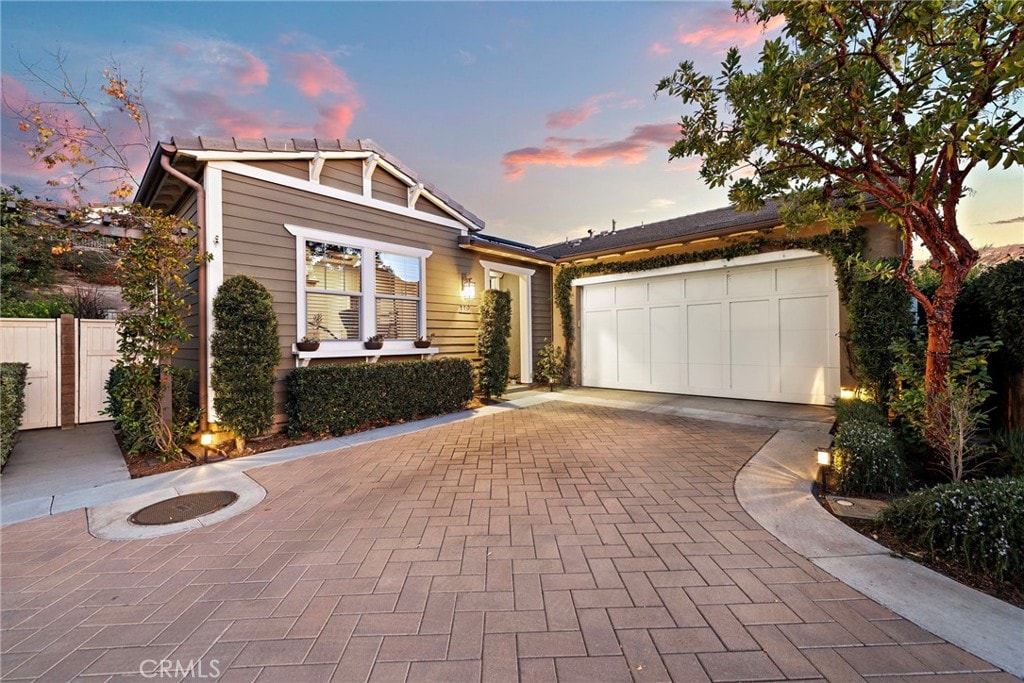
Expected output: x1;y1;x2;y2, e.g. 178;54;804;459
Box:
135;136;898;432
135;137;554;430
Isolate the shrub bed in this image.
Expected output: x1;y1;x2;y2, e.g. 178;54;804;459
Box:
105;364;200;458
833;397;887;426
287;357;474;437
1;362;29;469
832;419;909;495
880;478;1024;583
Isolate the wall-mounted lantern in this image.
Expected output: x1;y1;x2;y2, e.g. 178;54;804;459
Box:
459;276;476;313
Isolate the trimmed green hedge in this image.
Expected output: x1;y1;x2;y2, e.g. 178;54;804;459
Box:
832;419;909;495
833;397;887;426
880;478;1024;582
1;363;29;469
287;357;474;437
105;364;200;458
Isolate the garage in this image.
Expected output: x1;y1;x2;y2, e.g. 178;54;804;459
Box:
577;249;840;405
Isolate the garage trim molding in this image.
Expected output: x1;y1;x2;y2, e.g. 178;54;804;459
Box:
570;248;823;288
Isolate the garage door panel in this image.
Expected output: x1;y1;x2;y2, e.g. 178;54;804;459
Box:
687;304;721;364
729;300;771;367
650;306;682;364
616;308;647;384
583;310;616;387
777;262;830;294
728;269;772;297
685;274;724;300
616;283;646;306
586;284;615;309
781;365;829;398
649;279;682;303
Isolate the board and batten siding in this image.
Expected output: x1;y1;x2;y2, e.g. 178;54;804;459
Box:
219;171;479;423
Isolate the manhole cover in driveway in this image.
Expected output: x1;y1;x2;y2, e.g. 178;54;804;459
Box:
129;491;239;525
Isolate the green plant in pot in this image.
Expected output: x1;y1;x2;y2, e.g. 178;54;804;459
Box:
364;334;384;350
297;313;322;352
414;334;433;349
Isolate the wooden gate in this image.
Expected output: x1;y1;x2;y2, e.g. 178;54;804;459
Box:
78;320;119;423
0;318;59;429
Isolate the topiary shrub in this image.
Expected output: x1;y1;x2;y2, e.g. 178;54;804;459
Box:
287;357;474;437
832;419;909;495
534;341;565;390
1;362;29;469
833;397;887;426
211;275;279;450
880;477;1024;583
477;289;511;398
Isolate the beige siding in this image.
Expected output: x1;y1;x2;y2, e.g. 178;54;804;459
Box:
371;167;408;206
220;172;477;423
242;160;308;180
319;159;363;194
415;196;450;219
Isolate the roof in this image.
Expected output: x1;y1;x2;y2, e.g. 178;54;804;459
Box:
135;137;485;230
536;203;785;259
457;233;555;265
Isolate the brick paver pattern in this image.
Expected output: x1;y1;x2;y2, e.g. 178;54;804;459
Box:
1;403;1014;681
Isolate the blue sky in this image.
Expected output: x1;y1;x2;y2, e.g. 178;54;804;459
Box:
2;1;1021;248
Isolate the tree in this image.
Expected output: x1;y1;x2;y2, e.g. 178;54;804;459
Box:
211;275;280;452
657;0;1023;448
3;49;150;202
477;289;512;398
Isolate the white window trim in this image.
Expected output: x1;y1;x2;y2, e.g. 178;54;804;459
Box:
480;259;534;384
286;224;431;350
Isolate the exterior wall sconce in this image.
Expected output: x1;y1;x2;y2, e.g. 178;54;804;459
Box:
459;276;476;313
816;446;832;496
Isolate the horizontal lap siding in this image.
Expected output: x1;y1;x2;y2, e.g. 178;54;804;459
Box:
415;197;450;219
242;160;308;180
320;159;362;194
175;192;201;384
371;167;407;206
220;172;477;424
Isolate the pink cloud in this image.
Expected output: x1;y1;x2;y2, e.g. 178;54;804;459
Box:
649;41;671;56
546;92;616;130
502;122;680;180
162;89;306;139
316;103;358;138
281;50;356;98
234;51;269;88
676;10;785;49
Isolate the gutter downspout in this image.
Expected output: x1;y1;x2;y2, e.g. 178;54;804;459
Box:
159;152;209;431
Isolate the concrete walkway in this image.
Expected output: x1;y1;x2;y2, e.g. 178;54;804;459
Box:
0;422;129;524
1;389;1019;681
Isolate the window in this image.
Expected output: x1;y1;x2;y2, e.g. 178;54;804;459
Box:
288;225;431;346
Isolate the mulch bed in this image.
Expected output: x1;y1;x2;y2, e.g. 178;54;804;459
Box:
816;489;1024;609
121;393;506;479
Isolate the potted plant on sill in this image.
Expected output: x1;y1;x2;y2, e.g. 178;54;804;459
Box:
297;314;323;352
364;334;384;350
414;334;433;349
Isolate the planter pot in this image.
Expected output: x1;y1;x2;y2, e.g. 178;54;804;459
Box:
413;340;431;349
296;341;320;352
364;341;384;350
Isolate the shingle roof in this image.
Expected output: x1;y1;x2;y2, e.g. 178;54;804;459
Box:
157;136;486;230
536;202;784;259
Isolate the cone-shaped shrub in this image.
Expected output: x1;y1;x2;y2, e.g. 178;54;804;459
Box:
478;289;511;398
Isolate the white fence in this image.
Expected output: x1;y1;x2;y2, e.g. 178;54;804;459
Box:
0;317;120;429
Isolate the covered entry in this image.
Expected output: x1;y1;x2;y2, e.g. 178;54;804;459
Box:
480;260;534;384
576;250;840;405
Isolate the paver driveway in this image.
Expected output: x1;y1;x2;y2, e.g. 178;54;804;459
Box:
0;402;1012;681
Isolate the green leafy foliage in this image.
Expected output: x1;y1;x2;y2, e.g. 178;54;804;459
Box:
211;275;279;442
104;364;199;460
832;419;909;495
1;187;69;301
107;205;206;459
0;297;73;319
0;363;29;469
993;430;1024;479
833;398;887;427
891;335;1001;454
477;289;511;398
881;478;1024;583
656;0;1024;453
287;358;474;437
534;341;566;387
974;259;1024;372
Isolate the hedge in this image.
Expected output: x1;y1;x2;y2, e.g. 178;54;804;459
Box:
880;478;1024;583
1;363;29;469
833;397;887;427
105;364;201;458
287;357;474;437
832;419;909;495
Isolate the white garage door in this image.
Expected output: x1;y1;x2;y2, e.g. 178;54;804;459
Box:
578;249;840;405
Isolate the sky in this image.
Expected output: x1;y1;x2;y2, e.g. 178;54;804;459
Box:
2;1;1021;250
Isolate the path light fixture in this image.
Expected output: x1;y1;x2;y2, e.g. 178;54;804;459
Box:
200;432;214;463
816;446;832;496
839;387;856;400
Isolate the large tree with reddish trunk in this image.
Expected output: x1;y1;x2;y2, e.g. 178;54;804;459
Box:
657;0;1023;445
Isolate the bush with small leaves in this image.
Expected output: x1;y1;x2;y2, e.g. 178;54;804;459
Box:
477;289;511;398
1;363;29;469
833;397;887;426
832;419;909;495
880;478;1024;583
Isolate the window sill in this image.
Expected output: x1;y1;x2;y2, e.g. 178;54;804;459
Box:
291;343;438;367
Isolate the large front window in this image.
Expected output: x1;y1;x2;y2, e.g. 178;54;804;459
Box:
290;225;430;345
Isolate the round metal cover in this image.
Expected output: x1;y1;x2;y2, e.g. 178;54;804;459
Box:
129;491;239;526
